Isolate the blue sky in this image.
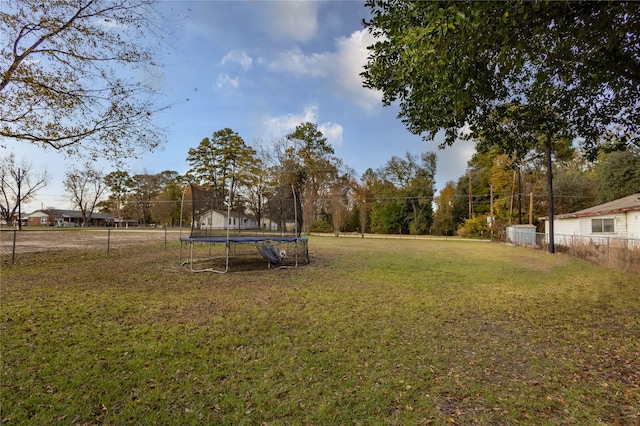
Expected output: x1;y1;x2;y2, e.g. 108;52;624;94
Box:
10;0;475;211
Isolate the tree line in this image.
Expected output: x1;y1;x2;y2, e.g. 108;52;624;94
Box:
4;122;637;235
432;145;640;238
2;1;638;240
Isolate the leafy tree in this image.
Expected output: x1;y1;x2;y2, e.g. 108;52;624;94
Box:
354;168;378;234
0;0;166;160
283;122;337;233
362;1;639;155
104;170;133;221
473;103;575;251
328;163;357;236
125;171;166;225
594;149;640;203
487;154;517;227
241;140;275;229
0;153;49;226
108;170;182;226
369;152;436;235
404;152;436;234
370;200;406;234
64;163;106;226
153;170;182;227
186;129;257;215
433;181;456;235
551;155;597;214
363;0;638;250
363;166;398;234
453;149;496;223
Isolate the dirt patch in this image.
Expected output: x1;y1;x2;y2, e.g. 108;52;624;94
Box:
0;229;176;254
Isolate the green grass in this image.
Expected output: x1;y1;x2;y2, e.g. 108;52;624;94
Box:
2;236;639;425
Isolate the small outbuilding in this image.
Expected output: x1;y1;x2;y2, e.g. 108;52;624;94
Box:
506;224;538;246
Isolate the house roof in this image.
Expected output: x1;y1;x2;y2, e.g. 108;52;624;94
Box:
549;193;640;220
29;209;114;220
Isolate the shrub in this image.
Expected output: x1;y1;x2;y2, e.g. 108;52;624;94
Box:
310;221;333;233
457;216;490;239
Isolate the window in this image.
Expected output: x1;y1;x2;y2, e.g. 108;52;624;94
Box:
591;218;614;233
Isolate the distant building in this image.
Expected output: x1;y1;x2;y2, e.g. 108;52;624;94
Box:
542;193;640;240
5;212;28;227
197;209;256;230
26;209;115;227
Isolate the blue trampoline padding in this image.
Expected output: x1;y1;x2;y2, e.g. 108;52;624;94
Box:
180;236;307;244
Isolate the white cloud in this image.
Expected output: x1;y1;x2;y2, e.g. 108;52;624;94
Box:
260;104;343;147
220;50;253;71
215;73;239;90
268;47;328;77
267;29;382;111
265;2;318;42
263;104;319;138
318;122;344;147
331;29;382;111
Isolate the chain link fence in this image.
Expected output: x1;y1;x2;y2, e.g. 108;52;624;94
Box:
506;228;640;273
1;228;176;266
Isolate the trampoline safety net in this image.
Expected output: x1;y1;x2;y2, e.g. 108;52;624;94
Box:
179;183;309;272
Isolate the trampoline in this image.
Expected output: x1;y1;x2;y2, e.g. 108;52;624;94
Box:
179;182;309;273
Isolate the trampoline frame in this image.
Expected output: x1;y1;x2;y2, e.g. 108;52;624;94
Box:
179;235;309;273
179;179;309;273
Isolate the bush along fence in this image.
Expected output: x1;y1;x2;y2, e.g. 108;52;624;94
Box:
0;228;173;266
506;228;640;273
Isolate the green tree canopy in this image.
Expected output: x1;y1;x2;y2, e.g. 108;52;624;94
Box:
369;152;436;235
433;181;456;235
594;148;640;203
362;1;639;156
186;128;257;192
282;122;337;232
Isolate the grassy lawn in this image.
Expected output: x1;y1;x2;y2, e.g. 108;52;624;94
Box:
2;236;639;425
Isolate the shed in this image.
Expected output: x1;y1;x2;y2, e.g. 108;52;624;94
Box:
506;224;537;246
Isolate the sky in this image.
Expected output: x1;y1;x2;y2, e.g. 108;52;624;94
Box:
8;0;475;212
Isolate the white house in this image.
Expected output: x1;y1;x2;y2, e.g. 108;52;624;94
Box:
543;193;640;241
197;209;256;230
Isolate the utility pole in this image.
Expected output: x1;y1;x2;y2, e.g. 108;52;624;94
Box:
517;168;523;224
529;192;534;225
17;168;22;230
490;184;494;239
468;171;473;218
